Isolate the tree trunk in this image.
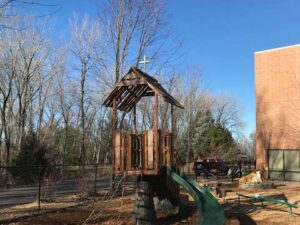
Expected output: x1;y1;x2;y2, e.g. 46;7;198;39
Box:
80;67;86;165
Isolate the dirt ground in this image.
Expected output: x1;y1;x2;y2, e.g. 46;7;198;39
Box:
222;181;300;225
6;181;300;225
0;195;84;221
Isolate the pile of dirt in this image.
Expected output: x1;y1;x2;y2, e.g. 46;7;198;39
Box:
240;181;275;190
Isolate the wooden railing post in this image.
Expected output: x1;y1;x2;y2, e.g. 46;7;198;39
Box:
154;93;159;172
110;98;117;190
134;105;137;134
171;104;174;167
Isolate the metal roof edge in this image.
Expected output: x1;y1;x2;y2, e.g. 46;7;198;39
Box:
255;44;300;54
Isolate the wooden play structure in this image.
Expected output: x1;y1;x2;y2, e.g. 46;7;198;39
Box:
103;66;183;223
103;66;183;176
103;67;224;225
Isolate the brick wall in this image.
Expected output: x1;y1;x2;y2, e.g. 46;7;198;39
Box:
255;45;300;173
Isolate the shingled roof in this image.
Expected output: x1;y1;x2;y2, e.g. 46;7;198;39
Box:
103;67;184;112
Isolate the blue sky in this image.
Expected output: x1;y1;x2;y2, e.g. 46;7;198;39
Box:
24;0;300;137
167;0;300;136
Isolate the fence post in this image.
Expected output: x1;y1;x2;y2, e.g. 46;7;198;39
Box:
94;164;98;201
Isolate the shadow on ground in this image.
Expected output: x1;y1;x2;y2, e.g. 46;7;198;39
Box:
222;193;294;225
156;194;198;225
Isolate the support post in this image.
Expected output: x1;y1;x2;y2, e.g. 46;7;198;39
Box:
110;98;117;190
132;105;137;170
120;132;124;172
134;105;137;135
112;99;117;171
171;104;174;166
128;134;132;170
154;93;159;172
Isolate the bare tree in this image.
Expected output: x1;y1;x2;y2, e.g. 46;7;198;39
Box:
0;0;61;30
0;1;246;171
178;68;202;169
0;16;55;165
213;93;244;137
0;0;15;29
14;24;50;150
70;14;102;165
0;35;15;166
100;0;141;83
99;0;182;84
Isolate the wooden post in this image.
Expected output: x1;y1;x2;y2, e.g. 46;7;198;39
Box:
127;134;132;170
112;98;117;172
154;93;159;172
120;132;124;172
171;104;174;166
132;105;137;170
144;132;148;171
134;105;137;134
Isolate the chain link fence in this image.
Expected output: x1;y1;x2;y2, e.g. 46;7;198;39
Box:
181;160;256;180
0;164;112;222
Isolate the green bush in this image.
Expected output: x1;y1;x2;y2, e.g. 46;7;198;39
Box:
9;134;51;185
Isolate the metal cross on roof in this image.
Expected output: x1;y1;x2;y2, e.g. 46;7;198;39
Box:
138;55;150;72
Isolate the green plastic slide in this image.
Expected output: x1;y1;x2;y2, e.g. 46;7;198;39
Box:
164;167;224;225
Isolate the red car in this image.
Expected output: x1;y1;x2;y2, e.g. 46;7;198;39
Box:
194;157;229;176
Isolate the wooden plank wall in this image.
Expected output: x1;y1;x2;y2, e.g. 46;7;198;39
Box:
115;131;130;172
114;129;174;174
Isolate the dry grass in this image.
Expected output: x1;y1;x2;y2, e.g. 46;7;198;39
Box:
0;195;79;221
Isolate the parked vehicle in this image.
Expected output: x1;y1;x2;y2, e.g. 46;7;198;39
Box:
194;157;229;176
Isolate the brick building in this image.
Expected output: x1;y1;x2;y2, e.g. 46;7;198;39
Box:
256;44;300;181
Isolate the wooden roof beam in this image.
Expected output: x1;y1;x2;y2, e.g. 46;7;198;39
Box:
103;66;184;110
119;85;148;111
117;86;141;110
116;79;147;87
123;85;149;112
105;86;127;108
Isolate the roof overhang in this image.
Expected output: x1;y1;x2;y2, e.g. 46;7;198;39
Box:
103;67;184;112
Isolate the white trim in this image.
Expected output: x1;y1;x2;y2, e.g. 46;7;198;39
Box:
255;44;300;54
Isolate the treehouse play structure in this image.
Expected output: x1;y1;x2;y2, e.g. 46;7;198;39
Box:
103;66;224;225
